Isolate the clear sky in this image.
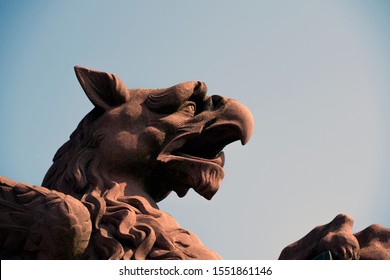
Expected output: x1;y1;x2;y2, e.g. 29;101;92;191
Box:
1;0;390;259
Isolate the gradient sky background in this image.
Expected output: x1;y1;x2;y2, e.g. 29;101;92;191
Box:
1;0;390;259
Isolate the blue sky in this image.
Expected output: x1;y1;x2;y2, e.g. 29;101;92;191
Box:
1;0;390;259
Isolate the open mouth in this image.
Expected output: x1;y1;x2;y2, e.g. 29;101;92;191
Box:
157;123;247;200
171;124;243;167
156;98;254;199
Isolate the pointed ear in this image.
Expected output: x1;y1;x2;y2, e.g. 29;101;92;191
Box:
74;66;129;110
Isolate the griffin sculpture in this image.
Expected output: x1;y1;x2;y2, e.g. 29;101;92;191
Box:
0;66;389;259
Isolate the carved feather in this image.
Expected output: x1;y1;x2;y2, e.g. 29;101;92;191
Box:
0;176;92;259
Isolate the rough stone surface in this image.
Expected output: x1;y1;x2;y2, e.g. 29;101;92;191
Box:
1;66;389;259
0;66;253;259
279;214;390;260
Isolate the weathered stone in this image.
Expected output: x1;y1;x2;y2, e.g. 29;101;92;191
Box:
1;66;389;260
279;214;390;260
0;66;254;259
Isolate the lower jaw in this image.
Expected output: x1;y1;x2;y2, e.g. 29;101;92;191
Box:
158;155;224;200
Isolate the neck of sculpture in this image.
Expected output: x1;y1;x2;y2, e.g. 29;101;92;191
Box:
106;174;159;209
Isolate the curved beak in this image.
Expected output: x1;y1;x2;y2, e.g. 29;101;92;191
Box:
207;98;254;145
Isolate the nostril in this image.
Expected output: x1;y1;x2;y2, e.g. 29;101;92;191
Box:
211;95;226;109
192;95;226;115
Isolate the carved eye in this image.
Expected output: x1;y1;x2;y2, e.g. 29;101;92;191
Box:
187;102;196;112
181;101;196;115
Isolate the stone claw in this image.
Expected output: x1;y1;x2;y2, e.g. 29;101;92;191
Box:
317;214;360;260
318;231;360;260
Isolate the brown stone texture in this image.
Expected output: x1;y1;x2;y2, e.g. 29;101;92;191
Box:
279;214;390;260
0;66;253;259
1;66;388;259
0;176;91;259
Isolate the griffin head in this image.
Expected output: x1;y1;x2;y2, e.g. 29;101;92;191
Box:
47;66;254;203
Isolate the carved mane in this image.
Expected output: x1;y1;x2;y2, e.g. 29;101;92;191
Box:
42;108;220;260
43;108;104;196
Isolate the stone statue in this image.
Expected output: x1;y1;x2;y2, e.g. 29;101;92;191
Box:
0;66;388;259
0;66;253;259
279;214;390;260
